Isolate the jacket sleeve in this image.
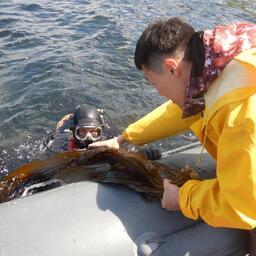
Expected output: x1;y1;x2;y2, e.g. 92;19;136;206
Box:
122;100;200;145
179;103;256;229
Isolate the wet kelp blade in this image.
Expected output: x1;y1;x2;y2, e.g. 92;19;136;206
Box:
0;148;201;203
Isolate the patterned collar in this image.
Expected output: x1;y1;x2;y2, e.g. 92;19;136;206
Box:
182;22;256;118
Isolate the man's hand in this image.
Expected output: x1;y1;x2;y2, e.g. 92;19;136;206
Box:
56;114;74;130
161;179;180;211
88;136;123;149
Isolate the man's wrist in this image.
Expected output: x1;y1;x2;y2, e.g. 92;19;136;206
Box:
117;135;125;146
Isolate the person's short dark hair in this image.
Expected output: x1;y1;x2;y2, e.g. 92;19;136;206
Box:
134;17;195;72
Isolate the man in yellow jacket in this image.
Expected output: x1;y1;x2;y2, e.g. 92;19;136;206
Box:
90;17;256;238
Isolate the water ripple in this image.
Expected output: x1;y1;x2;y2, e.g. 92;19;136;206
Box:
19;3;42;12
0;30;12;38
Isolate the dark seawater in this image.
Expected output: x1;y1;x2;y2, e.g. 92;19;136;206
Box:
0;0;255;171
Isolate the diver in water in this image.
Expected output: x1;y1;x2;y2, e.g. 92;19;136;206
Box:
44;104;113;152
44;103;161;159
65;104;112;151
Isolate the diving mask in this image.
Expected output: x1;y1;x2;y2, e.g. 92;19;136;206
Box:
74;126;102;142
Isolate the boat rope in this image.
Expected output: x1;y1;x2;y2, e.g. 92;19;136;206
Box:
161;141;201;157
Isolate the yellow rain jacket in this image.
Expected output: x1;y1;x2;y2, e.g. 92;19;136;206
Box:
122;48;256;229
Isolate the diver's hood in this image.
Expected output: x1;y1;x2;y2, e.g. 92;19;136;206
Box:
74;104;103;128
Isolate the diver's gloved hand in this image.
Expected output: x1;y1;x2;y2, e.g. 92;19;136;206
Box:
135;147;161;160
56;114;74;131
88;135;125;149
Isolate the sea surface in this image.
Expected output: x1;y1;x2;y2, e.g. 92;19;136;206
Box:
0;0;255;171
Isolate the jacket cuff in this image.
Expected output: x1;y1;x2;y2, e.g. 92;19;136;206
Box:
121;130;131;143
179;179;202;220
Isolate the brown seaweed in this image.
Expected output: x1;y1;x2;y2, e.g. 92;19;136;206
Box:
0;148;201;203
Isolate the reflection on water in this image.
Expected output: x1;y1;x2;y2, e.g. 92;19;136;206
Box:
0;0;255;171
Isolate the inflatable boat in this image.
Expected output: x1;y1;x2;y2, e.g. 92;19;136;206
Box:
0;146;248;256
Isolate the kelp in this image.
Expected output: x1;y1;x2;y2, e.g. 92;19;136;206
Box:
0;148;201;203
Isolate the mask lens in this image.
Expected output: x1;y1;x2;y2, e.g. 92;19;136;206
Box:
75;127;102;141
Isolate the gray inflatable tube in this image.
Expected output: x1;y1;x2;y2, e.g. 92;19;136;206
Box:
0;147;248;256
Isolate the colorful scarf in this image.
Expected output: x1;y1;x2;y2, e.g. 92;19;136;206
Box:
182;22;256;118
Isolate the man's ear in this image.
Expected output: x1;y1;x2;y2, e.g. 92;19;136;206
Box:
163;58;179;76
